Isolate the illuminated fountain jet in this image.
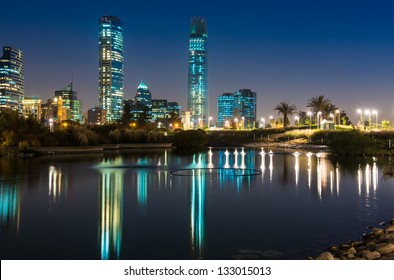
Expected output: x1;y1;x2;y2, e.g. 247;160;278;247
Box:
269;151;274;183
240;147;246;169
293;152;300;186
260;150;266;180
307;152;313;188
316;153;322;200
207;148;214;168
233;148;239;168
224;149;230;168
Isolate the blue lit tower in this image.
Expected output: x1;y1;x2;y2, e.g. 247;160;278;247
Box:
188;17;208;127
99;16;124;122
0;47;24;113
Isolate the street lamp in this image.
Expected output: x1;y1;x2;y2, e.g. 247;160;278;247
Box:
317;111;322;128
269;115;273;128
294;116;299;126
372;110;378;128
357;109;363;126
329;113;334;120
241;116;245;129
208;116;212;129
198;118;202;128
365;109;371;128
234;118;238;129
307;111;312;130
335;109;340;125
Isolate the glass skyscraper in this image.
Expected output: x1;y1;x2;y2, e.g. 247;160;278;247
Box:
188;17;208;127
217;89;257;128
0;47;24;113
99;16;124;123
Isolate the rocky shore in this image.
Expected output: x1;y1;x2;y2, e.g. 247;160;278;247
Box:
312;218;394;260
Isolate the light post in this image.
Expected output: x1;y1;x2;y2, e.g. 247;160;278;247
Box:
49;118;54;132
208;116;212;129
317;111;322;129
234;118;238;129
241;117;245;129
329;113;334;120
307;111;312;130
357;109;363;127
365;109;371;128
225;120;229;129
335;109;340;125
294;116;299;126
198;118;202;129
372;110;378;128
269;115;274;128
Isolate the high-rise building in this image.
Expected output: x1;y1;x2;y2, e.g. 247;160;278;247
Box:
22;96;42;121
98;16;124;123
217;89;257;128
218;93;235;128
188;17;208;128
128;81;153;122
0;47;24;113
54;82;82;122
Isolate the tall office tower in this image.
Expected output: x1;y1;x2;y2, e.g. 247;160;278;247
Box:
54;82;82;122
0;47;24;113
217;93;235;128
188;16;208;128
217;89;257;128
130;81;153;122
98;16;124;123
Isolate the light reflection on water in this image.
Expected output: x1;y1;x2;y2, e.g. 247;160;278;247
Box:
0;148;392;260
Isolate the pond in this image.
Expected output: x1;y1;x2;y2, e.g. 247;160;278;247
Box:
0;148;393;259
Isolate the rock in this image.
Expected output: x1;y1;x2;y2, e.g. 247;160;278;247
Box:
366;242;377;250
346;254;355;259
385;225;394;234
329;246;339;252
340;244;351;250
315;252;335;260
344;247;357;255
390;218;394;225
372;228;384;236
376;243;394;255
362;250;381;260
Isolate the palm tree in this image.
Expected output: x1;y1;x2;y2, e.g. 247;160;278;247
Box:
306;95;332;117
274;101;297;128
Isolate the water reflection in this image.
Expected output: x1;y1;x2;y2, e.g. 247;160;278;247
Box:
190;169;206;259
97;157;124;260
0;178;21;233
48;166;68;203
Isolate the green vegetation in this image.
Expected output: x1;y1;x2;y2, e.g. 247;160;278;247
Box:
274;101;297;128
172;129;207;149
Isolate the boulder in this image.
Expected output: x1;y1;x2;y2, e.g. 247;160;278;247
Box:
315;252;335;260
390;218;394;225
372;228;384;236
385;225;394;234
362;250;381;260
376;243;394;255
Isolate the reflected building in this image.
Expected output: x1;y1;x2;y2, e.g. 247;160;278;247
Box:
190;169;206;258
97;158;125;259
137;171;148;216
0;179;21;233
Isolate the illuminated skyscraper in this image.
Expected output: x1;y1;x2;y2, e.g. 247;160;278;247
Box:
217;89;257;128
98;16;124;122
188;17;208;127
0;47;24;113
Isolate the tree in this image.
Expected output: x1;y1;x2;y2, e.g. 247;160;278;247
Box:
274;102;297;128
307;95;333;118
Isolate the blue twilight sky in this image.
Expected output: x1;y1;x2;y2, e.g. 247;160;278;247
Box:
1;0;394;123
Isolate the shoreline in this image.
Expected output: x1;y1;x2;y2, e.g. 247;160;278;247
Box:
312;218;394;260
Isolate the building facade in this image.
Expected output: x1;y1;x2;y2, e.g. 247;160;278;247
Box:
0;47;24;113
54;82;82;122
87;107;107;125
217;89;257;128
22;96;42;121
187;17;208;128
98;16;124;123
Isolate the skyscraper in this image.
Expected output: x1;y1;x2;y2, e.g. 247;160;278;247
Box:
217;89;257;128
98;16;124;123
54;82;82;122
0;47;24;113
188;17;208;128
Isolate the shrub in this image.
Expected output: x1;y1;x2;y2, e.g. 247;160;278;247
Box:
173;129;207;149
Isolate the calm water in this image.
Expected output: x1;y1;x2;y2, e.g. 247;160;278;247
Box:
1;148;393;260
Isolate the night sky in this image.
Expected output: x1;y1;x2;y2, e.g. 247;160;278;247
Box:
1;0;394;122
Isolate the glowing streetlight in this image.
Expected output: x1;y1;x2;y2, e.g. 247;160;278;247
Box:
317;111;322;128
329;113;334;120
241;116;245;129
335;109;340;125
234;118;238;129
357;108;363;125
294;116;299;126
208;116;212;128
365;109;371;127
307;111;312;130
372;110;378;128
260;117;265;128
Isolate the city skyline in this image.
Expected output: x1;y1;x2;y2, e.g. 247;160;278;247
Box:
1;0;394;123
